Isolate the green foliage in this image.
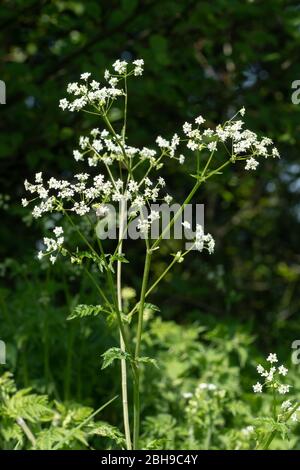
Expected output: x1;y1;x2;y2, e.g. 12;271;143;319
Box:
0;372;121;450
101;347;132;370
68;304;106;320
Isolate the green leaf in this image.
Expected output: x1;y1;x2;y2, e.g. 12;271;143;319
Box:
101;347;132;369
67;304;105;320
52;396;118;450
89;421;125;446
5;390;53;423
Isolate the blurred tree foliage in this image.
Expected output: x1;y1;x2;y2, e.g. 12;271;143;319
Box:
1;0;300;429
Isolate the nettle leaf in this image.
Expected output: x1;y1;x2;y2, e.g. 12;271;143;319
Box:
101;347;132;369
67;304;105;320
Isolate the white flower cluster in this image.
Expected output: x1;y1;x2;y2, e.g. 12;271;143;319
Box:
23;58;280;267
136;210;160;235
182;222;215;254
182;109;280;170
38;226;64;264
72;127;161;169
59;59;144;113
253;353;290;395
195;224;215;254
23;171;172;222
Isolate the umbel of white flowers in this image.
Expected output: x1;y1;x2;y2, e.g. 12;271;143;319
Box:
253;353;290;395
22;58;280;264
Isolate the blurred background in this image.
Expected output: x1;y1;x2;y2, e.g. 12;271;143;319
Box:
1;0;300;449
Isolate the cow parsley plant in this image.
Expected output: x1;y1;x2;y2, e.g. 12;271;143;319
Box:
23;58;279;450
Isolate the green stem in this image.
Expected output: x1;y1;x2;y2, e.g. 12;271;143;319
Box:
152;180;201;250
260;401;299;450
127;256;177;321
133;249;152;449
122;75;128;143
117;197;132;450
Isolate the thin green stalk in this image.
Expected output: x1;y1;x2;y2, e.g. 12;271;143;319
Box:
65;211;130;352
127;256;178;320
133;248;152;449
201;150;215;176
102;113;131;176
52;395;118;450
152;159;231;251
83;267;110;305
96;237;131;354
152;179;201;250
117;197;132;450
122;75;128;143
145;257;177;298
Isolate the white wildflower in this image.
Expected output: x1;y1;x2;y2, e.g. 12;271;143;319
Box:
113;59;127;74
253;382;263;393
278;384;290;395
73;150;83;161
49;255;57;264
164;194;173;205
278;365;288;376
148;211;160;223
80;72;91;80
183;122;192;136
59;98;69;110
207;141;217;152
195;115;205;125
35;172;43;183
22;198;29;207
267;353;278;364
245;157;259;171
257;364;265;375
137;219;149;234
53;226;63;237
133;59;144;76
182;221;191;230
281;400;292;411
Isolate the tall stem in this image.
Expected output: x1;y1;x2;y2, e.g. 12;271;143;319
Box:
117;197;132;450
151;180;201;250
133;248;152;449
